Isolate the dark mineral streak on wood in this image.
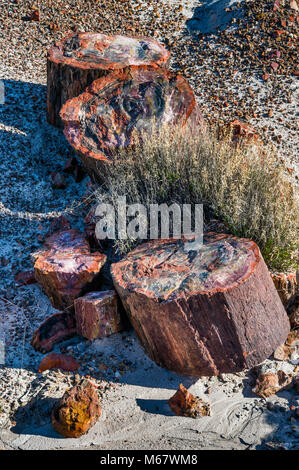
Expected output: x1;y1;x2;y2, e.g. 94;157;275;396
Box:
111;233;290;376
47;32;170;127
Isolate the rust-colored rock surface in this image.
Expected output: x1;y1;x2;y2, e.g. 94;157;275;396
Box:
33;229;107;310
274;329;299;361
31;311;77;353
111;233;290;376
252;370;293;398
271;271;298;306
60;66;201;182
47;32;170;127
168;384;210;418
52;379;101;438
38;353;79;373
75;290;124;341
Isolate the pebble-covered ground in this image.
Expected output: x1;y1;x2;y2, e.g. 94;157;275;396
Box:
0;0;298;450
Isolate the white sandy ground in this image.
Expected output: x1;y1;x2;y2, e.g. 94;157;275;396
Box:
0;0;298;451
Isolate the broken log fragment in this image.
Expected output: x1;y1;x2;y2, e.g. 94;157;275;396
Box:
74;290;124;341
60;66;202;183
47;32;170;127
168;384;210;418
33;229;107;310
111;233;290;376
31;311;77;354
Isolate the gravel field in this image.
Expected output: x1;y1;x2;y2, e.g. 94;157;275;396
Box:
0;0;298;451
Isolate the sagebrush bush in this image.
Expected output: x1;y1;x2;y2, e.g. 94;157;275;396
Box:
94;123;298;272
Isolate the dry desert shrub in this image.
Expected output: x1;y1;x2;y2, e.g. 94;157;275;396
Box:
94;123;298;272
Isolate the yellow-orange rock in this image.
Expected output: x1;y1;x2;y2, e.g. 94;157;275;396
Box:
52;380;101;438
168;384;210;418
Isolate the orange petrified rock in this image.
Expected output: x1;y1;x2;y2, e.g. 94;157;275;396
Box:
38;353;79;373
252;370;293;398
271;271;298;306
52;380;101;438
168;384;210;418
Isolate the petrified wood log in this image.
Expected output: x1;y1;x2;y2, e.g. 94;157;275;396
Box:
60;66;201;183
47;32;170;127
33;229;107;310
74;290;124;341
111;233;290;376
38;352;79;373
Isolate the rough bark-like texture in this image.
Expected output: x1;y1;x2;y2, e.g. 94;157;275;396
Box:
111;233;290;376
33;229;107;310
252;370;293;398
286;293;299;328
52;379;101;438
47;32;170;127
38;353;79;373
31;311;77;354
168;384;210;418
60;66;202;183
271;271;298;306
74;290;124;341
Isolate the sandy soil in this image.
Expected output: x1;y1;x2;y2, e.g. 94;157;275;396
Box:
0;0;298;451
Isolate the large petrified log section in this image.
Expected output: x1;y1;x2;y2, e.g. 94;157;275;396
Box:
33;230;107;310
111;233;290;376
74;290;124;340
47;32;170;127
60;66;201;183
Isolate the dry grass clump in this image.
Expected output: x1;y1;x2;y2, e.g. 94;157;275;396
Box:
95;123;298;272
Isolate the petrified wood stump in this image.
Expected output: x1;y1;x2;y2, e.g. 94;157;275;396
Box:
111;233;290;376
47;32;170;127
74;290;124;341
33;230;107;310
60;66;201;183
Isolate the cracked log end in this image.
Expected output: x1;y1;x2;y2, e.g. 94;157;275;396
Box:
74;290;124;340
47;32;170;127
33;229;107;310
60;66;202;183
111;233;290;376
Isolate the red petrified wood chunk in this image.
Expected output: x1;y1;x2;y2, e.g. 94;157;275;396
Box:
168;384;210;418
47;32;170;127
31;311;77;353
52;379;102;438
32;229;107;310
111;233;290;376
74;290;124;341
38;352;79;373
60;66;202;183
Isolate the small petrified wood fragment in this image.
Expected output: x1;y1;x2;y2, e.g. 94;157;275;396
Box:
47;32;170;127
168;384;210;418
271;271;298;306
60;66;201;182
52;379;101;438
38;353;79;373
74;290;124;341
111;233;290;376
252;370;293;398
31;311;77;353
33;230;107;310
